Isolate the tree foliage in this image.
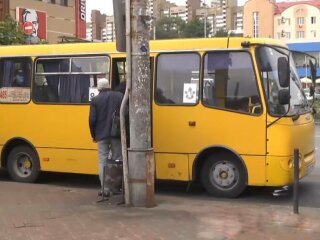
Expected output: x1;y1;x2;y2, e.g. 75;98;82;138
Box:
181;18;211;38
156;17;211;39
155;17;186;39
0;15;26;45
213;28;233;38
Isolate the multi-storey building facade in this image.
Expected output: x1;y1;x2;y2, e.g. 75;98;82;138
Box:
88;0;241;42
187;0;201;21
193;0;239;35
274;1;320;42
0;0;86;43
196;6;221;36
243;0;320;42
163;6;188;21
243;0;275;38
243;0;320;78
86;22;92;41
105;16;115;42
90;10;106;41
235;9;243;34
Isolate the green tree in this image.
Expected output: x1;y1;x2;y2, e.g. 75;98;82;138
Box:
155;16;186;39
181;18;211;38
0;15;26;45
213;28;233;38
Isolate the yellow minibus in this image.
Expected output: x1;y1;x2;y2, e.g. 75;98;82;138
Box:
0;37;316;197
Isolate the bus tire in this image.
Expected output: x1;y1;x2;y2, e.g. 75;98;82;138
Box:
201;155;247;198
7;145;40;183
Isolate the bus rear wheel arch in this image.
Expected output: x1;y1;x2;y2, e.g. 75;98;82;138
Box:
199;150;247;198
7;145;40;183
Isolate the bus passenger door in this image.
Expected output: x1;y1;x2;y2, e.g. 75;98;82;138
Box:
153;52;202;181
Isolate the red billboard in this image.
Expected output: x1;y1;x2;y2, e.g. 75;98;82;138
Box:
75;0;87;39
16;8;47;43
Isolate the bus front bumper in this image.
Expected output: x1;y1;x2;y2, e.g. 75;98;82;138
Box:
265;150;316;186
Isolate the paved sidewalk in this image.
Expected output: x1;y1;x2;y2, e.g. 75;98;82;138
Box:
0;181;320;240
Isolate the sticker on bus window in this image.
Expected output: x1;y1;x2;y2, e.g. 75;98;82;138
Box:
0;87;30;103
89;87;99;101
183;83;197;104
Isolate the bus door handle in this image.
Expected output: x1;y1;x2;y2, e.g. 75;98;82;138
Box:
189;121;196;127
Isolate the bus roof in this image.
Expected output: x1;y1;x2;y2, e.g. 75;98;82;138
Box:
0;37;287;57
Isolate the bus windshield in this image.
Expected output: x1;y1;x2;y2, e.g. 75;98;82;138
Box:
256;45;310;117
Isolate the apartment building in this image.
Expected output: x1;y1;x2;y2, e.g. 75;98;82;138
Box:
86;21;92;41
163;6;188;21
243;0;320;42
274;1;320;42
243;0;275;38
88;0;241;42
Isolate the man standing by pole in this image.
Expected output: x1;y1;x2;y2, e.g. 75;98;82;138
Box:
89;78;123;197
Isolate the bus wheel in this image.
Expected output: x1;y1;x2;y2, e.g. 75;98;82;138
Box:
7;145;40;183
201;155;247;198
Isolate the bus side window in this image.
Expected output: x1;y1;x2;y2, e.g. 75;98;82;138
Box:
0;58;31;103
155;53;200;105
203;51;262;115
34;56;110;104
0;58;31;88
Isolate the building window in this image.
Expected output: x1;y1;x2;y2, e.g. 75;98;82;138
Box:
297;31;304;38
311;30;316;38
279;17;289;25
286;32;291;39
279;31;290;39
277;18;281;26
253;11;259;38
311;17;316;24
297;17;304;25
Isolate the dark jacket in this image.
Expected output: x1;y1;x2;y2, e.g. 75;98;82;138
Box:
89;90;123;141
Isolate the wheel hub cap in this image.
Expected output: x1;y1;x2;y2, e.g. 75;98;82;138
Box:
212;161;237;188
220;171;228;179
23;159;32;169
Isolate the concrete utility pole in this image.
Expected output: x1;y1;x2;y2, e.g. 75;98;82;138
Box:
127;0;155;207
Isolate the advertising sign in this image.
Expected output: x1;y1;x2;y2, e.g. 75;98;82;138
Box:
0;88;30;103
75;0;87;39
16;7;47;43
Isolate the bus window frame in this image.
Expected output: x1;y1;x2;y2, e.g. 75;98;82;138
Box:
154;51;202;107
201;49;263;117
0;56;33;105
32;54;110;105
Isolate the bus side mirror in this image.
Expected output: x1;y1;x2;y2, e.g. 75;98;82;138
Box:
309;59;317;83
278;89;290;105
278;57;290;88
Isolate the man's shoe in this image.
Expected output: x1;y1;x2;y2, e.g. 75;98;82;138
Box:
98;190;112;197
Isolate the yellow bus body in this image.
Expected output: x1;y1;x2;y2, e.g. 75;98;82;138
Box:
0;37;315;195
